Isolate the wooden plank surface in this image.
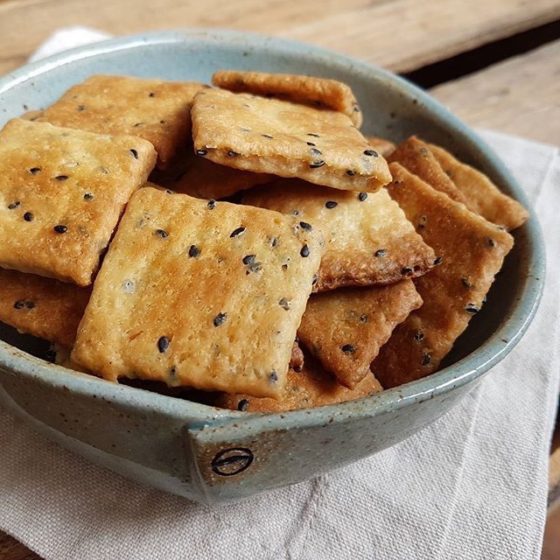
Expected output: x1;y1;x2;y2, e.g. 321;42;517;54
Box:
431;40;560;145
0;0;559;76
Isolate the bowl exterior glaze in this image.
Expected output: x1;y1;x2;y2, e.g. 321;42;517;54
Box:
0;30;545;504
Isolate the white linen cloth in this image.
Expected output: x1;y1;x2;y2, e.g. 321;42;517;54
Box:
0;30;559;560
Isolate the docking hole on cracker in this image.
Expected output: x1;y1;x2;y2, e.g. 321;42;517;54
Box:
0;70;527;412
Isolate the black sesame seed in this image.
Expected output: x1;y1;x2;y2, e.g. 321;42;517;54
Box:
213;312;227;327
300;244;310;258
188;245;201;258
155;229;168;238
346;170;355;176
461;277;472;289
196;148;208;156
23;212;34;222
269;371;279;383
307;133;320;138
53;225;68;234
312;274;318;285
309;147;322;157
413;330;424;342
433;256;443;266
129;149;139;159
157;336;170;353
341;344;356;354
83;192;94;201
242;254;256;265
207;199;216;209
230;226;245;238
237;399;249;412
465;303;480;314
13;300;25;310
55;175;69;181
358;192;368;201
299;221;312;231
363;149;378;157
401;267;413;276
29;167;41;175
7;201;20;210
421;352;432;366
306;141;316;147
278;297;290;310
375;249;387;257
359;314;368;323
227;150;239;157
325;201;338;209
310;160;325;168
270;237;278;247
487;237;496;248
262;134;273;139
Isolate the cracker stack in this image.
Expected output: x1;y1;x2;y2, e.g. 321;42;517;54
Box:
0;70;527;411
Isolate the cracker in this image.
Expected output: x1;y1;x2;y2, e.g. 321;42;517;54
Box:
366;135;396;158
243;179;436;291
298;280;422;388
191;88;391;193
215;359;383;412
0;119;156;286
373;163;514;388
40;75;204;168
427;143;529;230
212;70;363;127
389;136;468;204
153;145;272;200
0;269;90;348
71;187;323;398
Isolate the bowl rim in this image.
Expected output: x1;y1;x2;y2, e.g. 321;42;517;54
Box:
0;28;546;430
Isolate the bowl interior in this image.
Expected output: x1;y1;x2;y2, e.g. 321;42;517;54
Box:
0;30;544;416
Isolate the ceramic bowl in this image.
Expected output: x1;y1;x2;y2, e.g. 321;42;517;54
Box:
0;30;545;504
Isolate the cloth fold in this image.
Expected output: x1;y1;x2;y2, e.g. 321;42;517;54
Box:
0;30;559;560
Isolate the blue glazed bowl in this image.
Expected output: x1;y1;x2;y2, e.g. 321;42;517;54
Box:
0;30;545;503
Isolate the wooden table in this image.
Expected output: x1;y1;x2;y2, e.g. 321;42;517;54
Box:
0;0;559;558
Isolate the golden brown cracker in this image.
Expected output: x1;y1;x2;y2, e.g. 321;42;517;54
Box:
389;136;468;204
373;163;514;388
0;119;156;286
153;146;272;200
191;88;391;193
366;136;396;158
0;269;90;348
71;187;323;398
40;75;204;168
212;70;363;127
427;143;528;230
216;359;382;412
298;280;422;388
243;179;436;291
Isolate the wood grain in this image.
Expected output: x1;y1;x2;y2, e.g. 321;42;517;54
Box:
0;0;559;76
431;40;560;145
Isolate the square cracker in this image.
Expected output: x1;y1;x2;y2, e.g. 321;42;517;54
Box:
389;136;468;205
215;358;383;413
0;119;156;286
243;179;436;291
0;269;90;348
212;70;363;127
298;280;422;388
191;88;391;193
427;143;528;230
40;75;204;168
152;145;272;200
373;163;514;388
71;187;323;398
